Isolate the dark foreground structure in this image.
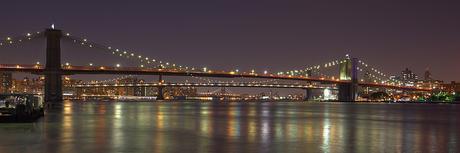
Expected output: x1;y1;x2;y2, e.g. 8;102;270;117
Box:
0;94;44;123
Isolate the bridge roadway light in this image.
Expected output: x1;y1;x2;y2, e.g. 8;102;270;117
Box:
89;63;93;66
116;64;121;68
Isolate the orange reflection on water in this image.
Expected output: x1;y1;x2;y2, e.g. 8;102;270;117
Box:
226;105;241;138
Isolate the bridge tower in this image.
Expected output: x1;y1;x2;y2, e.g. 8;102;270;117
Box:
44;28;63;107
157;75;165;100
338;57;358;101
304;88;313;101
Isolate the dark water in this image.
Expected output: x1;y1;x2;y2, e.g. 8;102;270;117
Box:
0;101;459;153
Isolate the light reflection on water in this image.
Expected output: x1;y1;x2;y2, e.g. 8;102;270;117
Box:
0;101;459;153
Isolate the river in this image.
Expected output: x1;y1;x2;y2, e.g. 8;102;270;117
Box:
0;101;459;153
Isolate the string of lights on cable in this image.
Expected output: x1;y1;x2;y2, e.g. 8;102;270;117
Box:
0;31;45;48
61;32;193;70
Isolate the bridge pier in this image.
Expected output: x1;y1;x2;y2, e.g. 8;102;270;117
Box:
44;28;63;108
304;88;313;101
156;75;165;100
338;83;357;101
338;57;358;102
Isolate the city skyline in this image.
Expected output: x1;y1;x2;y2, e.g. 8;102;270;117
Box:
0;1;459;81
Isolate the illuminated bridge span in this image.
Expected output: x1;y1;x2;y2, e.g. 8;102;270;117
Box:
0;64;431;91
0;64;345;83
69;82;334;90
71;81;430;92
0;27;433;106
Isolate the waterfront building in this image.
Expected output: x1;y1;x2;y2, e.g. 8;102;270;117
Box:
414;69;443;90
441;81;460;93
0;72;12;93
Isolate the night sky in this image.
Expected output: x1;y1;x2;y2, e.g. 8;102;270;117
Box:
1;0;459;81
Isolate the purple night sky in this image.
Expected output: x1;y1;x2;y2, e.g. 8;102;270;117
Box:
0;0;459;81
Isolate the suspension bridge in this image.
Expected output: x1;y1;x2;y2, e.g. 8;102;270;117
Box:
0;27;432;106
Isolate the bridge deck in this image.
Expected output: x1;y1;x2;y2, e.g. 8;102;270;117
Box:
0;64;431;91
70;82;334;89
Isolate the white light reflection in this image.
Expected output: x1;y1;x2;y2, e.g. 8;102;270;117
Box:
112;104;123;150
322;108;331;153
261;106;270;143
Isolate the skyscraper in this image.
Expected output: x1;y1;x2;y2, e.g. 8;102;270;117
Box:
401;68;418;83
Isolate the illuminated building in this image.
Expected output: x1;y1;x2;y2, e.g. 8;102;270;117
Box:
441;81;460;93
0;72;12;93
401;68;418;82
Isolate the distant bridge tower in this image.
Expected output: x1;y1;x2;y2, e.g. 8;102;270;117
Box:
44;28;63;107
220;87;227;96
157;75;165;100
304;88;313;101
338;57;358;101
